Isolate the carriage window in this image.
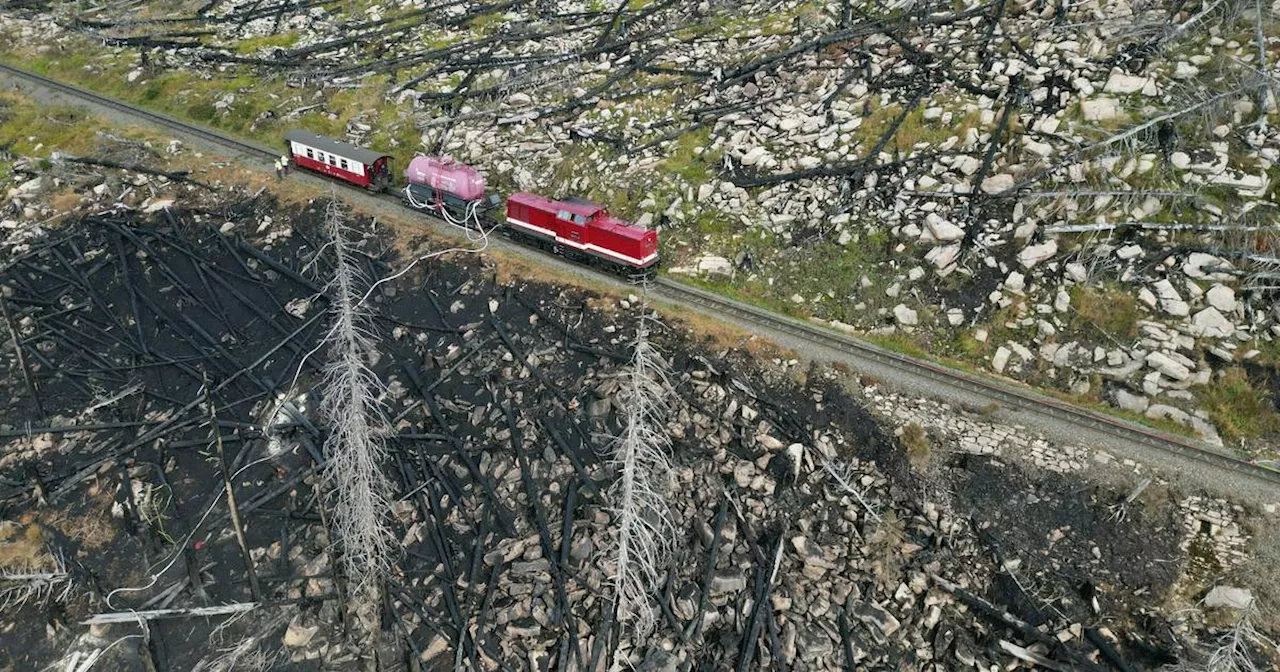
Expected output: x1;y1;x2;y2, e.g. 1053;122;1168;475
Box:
305;148;314;159
340;159;348;170
328;155;337;166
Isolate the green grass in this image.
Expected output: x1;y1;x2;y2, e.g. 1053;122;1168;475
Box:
1202;368;1280;441
661;127;716;184
1069;283;1140;340
0;91;105;155
851;103;981;153
663;227;895;326
233;32;298;55
867;332;930;359
0;37;426;175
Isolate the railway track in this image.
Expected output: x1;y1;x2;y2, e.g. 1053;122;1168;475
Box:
3;61;1278;492
655;281;1280;486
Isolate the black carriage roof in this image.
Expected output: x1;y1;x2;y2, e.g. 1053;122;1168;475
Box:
284;129;389;166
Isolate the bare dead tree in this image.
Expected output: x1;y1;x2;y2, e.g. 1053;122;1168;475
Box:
821;459;882;524
190;607;292;672
607;309;676;644
1162;603;1279;672
0;545;73;610
317;197;394;622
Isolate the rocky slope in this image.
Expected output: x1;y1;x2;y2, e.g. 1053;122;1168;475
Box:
3;0;1279;450
2;93;1279;670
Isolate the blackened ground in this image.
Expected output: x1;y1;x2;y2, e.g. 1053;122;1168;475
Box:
0;191;1222;671
950;452;1183;661
0;193;893;669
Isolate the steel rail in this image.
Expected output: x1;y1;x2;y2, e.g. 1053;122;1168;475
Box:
654;279;1280;485
3;61;1277;489
0;62;279;161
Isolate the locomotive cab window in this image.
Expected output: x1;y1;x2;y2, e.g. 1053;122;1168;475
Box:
572;214;586;225
556;210;572;221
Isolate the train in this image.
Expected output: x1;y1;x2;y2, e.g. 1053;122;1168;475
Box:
283;129;660;274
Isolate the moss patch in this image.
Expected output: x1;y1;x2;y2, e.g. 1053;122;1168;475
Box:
1069;283;1140;340
1202;368;1280;441
233;32;299;55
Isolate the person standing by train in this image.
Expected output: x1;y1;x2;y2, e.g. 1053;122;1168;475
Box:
280;154;291;176
274;158;283;180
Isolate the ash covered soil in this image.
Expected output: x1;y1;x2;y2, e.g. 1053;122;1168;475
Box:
0;190;1269;670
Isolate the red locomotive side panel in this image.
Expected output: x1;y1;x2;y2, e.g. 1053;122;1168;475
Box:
588;217;659;269
505;192;659;269
505;192;576;242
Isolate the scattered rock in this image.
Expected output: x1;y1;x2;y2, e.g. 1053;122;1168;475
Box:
980;173;1015;194
1017;240;1058;269
1145;351;1190;381
1190;307;1234;339
1204;586;1253;610
1081;98;1121;121
893;304;918;327
284;620;319;648
1152;279;1189;317
1205;284;1236;313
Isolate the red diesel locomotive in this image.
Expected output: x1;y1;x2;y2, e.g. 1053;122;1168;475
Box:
284;129;659;274
505;193;659;270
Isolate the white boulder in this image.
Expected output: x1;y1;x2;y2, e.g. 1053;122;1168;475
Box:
1054;290;1071;312
1018;240;1058;269
992;346;1011;373
1205;586;1254;610
923;214;965;242
893;304;918;327
1103;71;1154;95
1205;284;1236;312
1152;279;1189;317
1081;98;1121;121
741;147;769;166
694;255;734;277
1113;389;1149;413
1190;307;1234;339
954;155;982;175
1146;404;1191;425
1183;253;1235;281
925;243;961;270
1145;351;1190;381
980;174;1015;194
